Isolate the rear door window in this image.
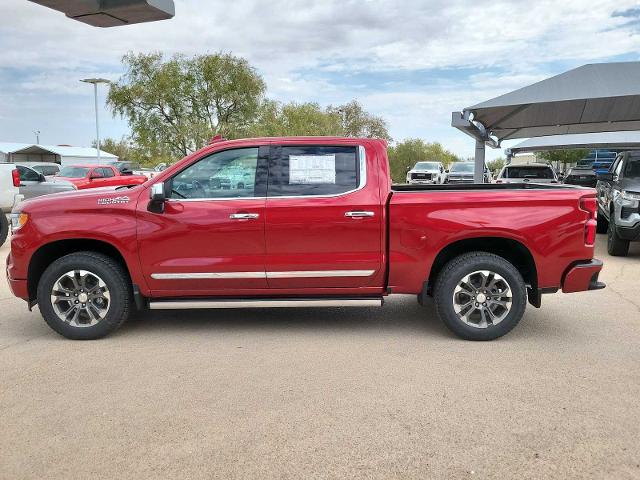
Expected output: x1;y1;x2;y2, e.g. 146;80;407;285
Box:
268;145;359;197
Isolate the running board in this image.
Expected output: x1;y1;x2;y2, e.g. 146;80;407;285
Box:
149;297;384;310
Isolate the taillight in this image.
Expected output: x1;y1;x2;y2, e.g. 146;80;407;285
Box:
495;180;502;183
11;169;20;187
579;196;597;246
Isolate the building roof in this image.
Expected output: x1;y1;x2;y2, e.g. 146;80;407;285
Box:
0;142;117;159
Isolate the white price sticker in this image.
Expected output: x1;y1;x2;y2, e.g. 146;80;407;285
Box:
289;155;336;184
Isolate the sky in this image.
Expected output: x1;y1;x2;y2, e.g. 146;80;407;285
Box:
1;0;640;161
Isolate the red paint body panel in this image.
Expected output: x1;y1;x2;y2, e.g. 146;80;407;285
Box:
562;260;603;293
388;189;597;293
7;136;603;305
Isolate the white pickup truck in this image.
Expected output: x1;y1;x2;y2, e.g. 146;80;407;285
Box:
0;163;22;246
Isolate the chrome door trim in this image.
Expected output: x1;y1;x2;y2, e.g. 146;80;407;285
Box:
267;270;375;278
151;272;266;280
150;269;376;280
150;298;384;310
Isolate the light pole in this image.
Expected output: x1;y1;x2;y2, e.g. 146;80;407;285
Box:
80;78;110;162
33;130;40;144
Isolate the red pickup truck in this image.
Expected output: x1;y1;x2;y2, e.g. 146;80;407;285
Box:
7;137;604;340
55;164;147;190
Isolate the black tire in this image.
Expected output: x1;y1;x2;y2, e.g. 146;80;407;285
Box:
0;214;8;247
596;208;609;234
433;252;527;341
36;252;131;340
607;215;630;256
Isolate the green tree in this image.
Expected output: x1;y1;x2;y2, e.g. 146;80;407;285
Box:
108;52;266;159
487;157;505;175
535;149;588;170
242;99;391;141
388;139;461;183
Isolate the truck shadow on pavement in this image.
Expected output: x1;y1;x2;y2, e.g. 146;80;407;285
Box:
114;295;569;341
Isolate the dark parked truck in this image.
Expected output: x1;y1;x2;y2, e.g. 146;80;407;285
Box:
596;151;640;256
7;137;605;341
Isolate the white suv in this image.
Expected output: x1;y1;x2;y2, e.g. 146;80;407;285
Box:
406;161;445;184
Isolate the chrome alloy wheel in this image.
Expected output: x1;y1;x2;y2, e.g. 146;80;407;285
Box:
452;270;512;328
50;270;111;327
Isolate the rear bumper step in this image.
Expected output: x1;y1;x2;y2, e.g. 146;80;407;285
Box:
149;297;384;310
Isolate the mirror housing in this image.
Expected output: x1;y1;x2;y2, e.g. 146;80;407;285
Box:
38;173;46;182
597;172;614;182
148;182;166;213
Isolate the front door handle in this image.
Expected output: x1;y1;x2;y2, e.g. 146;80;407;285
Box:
230;213;260;220
345;211;375;218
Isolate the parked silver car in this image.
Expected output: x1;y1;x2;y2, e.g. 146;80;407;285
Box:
494;163;558;184
16;164;76;199
18;162;61;177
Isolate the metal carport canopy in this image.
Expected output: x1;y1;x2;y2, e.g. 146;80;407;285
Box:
452;62;640;182
29;0;175;27
506;131;640;157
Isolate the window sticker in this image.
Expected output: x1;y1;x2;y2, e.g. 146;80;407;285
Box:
289;154;336;184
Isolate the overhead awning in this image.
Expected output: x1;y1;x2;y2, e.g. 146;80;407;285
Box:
29;0;175;27
451;62;640;182
507;131;640;156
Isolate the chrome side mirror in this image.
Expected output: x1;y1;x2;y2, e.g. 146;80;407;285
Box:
148;182;166;213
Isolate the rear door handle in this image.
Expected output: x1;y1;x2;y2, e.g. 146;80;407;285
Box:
230;213;260;220
345;211;375;218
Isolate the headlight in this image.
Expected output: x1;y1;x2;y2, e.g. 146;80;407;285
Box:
10;213;28;232
621;190;640;201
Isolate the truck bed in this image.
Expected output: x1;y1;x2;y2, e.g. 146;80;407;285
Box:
392;182;587;192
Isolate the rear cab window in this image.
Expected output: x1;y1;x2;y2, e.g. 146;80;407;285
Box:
502;166;554;179
268;145;360;197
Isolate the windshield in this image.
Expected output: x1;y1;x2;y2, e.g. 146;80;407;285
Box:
450;163;474;173
625;158;640;178
576;159;594;168
414;162;439;171
503;166;554;179
58;166;90;178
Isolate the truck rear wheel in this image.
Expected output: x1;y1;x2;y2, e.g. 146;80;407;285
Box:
596;208;608;234
607;216;630;256
36;252;131;340
433;252;527;341
0;214;8;247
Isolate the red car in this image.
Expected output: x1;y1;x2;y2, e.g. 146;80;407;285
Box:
7;137;604;340
55;164;147;190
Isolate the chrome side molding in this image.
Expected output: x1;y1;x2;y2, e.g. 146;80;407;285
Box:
151;270;376;280
149;297;384;310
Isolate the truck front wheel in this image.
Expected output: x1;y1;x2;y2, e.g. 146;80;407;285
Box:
0;214;8;247
36;252;131;340
607;216;630;256
433;252;527;341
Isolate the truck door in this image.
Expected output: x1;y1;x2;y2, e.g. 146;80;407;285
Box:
137;146;269;294
264;143;384;289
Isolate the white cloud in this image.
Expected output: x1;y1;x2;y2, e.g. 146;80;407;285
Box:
0;0;639;159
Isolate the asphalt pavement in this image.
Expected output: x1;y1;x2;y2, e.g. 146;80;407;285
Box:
1;234;639;479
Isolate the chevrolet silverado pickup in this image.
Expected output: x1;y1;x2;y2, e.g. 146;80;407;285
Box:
7;137;605;341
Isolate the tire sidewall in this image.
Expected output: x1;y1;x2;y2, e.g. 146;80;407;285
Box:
435;254;527;341
37;253;129;340
0;214;8;247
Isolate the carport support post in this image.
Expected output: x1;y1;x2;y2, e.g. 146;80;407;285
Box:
474;138;485;183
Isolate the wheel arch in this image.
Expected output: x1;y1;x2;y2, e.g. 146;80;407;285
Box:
427;236;538;295
28;239;132;301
